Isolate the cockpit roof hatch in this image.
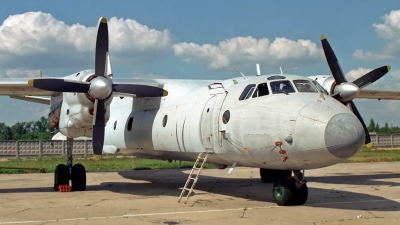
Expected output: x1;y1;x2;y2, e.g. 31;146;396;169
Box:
267;75;286;80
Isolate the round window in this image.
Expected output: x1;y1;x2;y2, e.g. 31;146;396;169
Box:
222;110;230;124
162;115;168;127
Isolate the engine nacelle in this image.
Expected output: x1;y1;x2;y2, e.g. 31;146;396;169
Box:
309;75;360;103
309;75;336;95
51;70;113;138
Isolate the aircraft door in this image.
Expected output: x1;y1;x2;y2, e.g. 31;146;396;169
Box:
200;95;217;149
199;85;228;152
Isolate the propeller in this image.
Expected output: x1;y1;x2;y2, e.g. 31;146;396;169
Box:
321;35;390;147
28;17;168;160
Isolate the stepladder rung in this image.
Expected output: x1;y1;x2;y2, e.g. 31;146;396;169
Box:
178;152;211;203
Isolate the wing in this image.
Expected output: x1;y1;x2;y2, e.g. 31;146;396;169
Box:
0;78;57;96
357;89;400;100
0;78;57;105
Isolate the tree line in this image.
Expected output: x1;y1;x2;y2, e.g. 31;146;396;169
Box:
0;117;52;140
367;119;400;134
0;117;399;140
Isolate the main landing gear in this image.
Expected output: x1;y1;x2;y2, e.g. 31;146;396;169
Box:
260;168;308;206
54;138;87;192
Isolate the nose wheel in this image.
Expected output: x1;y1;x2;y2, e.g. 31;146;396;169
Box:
272;170;308;206
53;138;86;192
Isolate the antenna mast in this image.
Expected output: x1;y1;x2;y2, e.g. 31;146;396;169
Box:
256;63;261;76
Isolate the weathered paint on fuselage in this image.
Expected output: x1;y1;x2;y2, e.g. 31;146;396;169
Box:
103;74;365;170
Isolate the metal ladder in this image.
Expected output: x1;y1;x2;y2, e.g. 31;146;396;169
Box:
178;152;210;204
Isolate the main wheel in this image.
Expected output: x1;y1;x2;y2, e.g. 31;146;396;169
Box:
260;169;292;183
292;183;308;205
54;164;69;191
71;163;86;191
272;179;295;206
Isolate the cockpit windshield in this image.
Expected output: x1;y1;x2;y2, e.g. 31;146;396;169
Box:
293;80;318;93
270;80;296;94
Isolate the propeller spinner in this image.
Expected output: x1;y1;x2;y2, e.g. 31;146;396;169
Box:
28;17;168;160
321;35;390;147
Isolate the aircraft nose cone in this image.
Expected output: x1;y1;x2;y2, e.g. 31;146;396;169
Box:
324;113;365;158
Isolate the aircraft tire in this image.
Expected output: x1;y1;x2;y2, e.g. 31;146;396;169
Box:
54;164;69;191
260;169;292;183
71;163;86;191
292;183;308;205
272;179;295;206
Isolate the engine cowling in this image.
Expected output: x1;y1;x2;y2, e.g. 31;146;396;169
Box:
49;70;113;138
309;75;359;103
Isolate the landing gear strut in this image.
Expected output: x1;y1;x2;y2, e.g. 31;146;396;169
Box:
272;170;308;206
260;168;292;183
54;138;86;191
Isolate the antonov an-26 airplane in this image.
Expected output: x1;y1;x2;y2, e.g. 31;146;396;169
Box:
0;17;398;206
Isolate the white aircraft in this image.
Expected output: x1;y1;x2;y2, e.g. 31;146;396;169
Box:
0;18;398;206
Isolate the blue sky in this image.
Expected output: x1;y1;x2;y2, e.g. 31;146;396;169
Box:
0;1;400;127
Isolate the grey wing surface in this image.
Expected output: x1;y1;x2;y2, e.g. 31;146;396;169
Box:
357;89;400;100
0;78;58;105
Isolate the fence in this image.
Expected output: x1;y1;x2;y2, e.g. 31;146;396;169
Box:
0;140;93;158
0;133;399;158
369;133;400;148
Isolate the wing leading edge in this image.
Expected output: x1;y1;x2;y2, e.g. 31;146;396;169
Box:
0;78;57;96
357;89;400;100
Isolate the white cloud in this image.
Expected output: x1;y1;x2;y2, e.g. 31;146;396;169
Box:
0;69;43;78
0;12;174;70
353;9;400;60
132;73;169;79
173;36;323;70
345;67;372;81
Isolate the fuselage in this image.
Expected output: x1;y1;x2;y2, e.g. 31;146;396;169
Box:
96;74;365;170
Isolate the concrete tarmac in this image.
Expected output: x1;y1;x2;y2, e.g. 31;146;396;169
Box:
0;162;399;225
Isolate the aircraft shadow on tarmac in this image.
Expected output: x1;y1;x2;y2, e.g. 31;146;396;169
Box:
109;169;400;211
0;169;399;211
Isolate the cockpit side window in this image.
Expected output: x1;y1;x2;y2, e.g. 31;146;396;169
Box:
270;80;296;94
239;84;256;100
252;83;269;98
293;80;318;93
312;80;329;94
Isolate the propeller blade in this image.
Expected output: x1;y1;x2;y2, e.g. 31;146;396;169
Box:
321;35;347;85
349;101;371;146
95;17;109;78
112;84;168;97
28;79;90;92
352;65;391;89
92;99;105;160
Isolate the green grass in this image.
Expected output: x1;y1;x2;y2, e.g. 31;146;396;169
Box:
346;148;400;163
1;148;400;174
0;155;214;174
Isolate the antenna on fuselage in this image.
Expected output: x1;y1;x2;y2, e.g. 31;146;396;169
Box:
280;67;283;75
231;68;247;79
256;63;261;76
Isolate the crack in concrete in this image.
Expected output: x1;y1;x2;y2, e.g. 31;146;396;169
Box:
85;198;108;206
3;207;31;217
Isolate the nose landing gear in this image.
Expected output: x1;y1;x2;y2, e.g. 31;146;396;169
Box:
53;138;87;192
272;170;308;206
